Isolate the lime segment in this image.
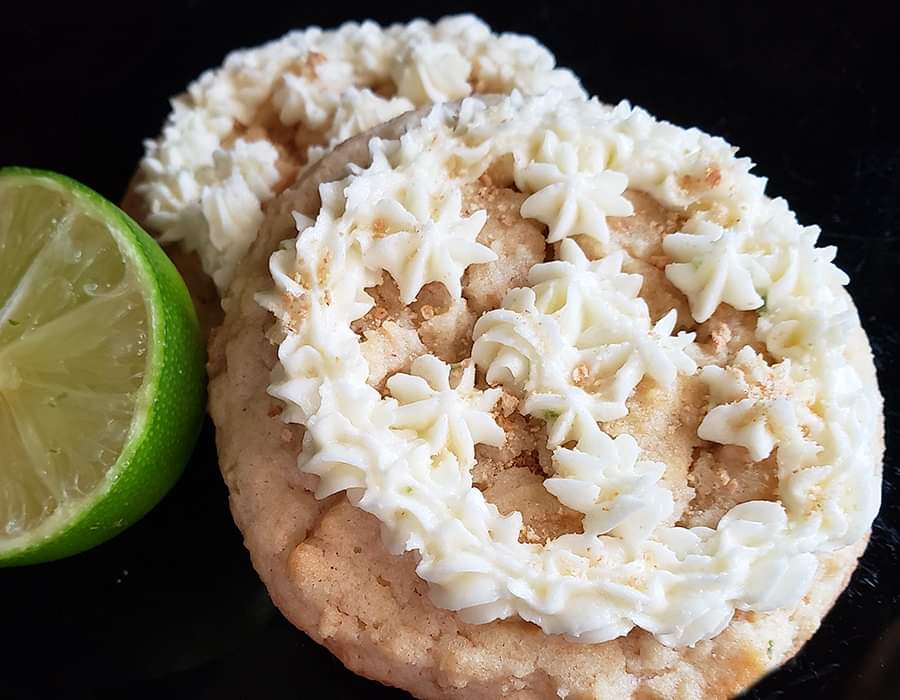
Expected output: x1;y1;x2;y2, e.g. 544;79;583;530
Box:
0;168;205;565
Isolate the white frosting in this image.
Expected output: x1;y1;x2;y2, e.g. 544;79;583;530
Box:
472;240;696;443
363;188;495;304
141;136;281;289
664;219;766;324
387;355;505;465
698;346;818;462
138;15;584;292
517;131;634;245
474;34;585;97
273;58;355;129
391;39;472;104
305;88;414;164
545;430;674;545
262;93;881;648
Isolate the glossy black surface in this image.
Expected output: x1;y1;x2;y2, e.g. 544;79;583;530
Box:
2;2;900;697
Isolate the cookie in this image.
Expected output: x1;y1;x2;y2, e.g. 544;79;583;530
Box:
208;95;883;698
120;15;584;333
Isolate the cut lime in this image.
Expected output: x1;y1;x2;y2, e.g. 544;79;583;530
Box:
0;167;205;565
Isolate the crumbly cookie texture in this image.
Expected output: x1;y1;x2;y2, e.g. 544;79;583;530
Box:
209;104;881;698
131;15;583;295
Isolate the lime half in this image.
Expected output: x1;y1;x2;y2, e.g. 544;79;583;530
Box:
0;167;205;565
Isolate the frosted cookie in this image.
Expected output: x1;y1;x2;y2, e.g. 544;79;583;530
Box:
121;15;583;330
208;93;883;698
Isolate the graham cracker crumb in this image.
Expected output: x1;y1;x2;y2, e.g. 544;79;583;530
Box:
679;165;723;193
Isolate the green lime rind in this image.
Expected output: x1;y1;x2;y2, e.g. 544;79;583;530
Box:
0;167;206;566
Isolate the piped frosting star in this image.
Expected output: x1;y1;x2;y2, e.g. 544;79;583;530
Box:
272;54;355;129
363;187;495;304
545;430;673;543
387;355;505;467
664;219;768;323
516;131;633;245
698;346;817;462
391;40;473;103
528;239;647;344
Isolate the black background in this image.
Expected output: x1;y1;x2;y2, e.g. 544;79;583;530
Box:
2;1;900;698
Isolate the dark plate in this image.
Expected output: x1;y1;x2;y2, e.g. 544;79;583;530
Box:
2;2;900;697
